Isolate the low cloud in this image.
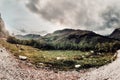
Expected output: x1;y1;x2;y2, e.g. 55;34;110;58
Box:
17;27;47;35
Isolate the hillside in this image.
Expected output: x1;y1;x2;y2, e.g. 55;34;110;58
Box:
0;14;9;38
15;34;41;40
10;28;120;52
44;29;114;44
109;28;120;41
42;29;119;51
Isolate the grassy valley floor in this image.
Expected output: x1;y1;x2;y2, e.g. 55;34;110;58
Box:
0;39;116;71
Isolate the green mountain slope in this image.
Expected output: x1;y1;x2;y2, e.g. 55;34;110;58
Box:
8;28;120;52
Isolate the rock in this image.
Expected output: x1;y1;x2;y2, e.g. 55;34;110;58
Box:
56;57;61;60
20;48;24;50
36;63;44;68
75;64;81;68
98;53;101;55
90;51;94;53
82;56;85;58
38;63;44;65
56;57;66;60
16;44;19;47
19;55;27;60
18;50;22;52
26;62;32;67
0;50;3;52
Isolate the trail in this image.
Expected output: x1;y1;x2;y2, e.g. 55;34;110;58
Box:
79;50;120;80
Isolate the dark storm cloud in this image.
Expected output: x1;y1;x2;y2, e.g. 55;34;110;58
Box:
26;0;120;32
26;0;40;13
26;0;96;27
101;6;120;29
17;27;47;35
19;28;27;33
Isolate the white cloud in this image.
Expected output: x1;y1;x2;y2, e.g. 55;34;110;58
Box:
0;0;63;35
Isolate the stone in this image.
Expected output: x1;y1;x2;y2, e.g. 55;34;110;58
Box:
19;55;27;60
75;64;81;68
56;57;66;60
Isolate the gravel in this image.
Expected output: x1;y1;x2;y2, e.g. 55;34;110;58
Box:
79;50;120;80
0;48;84;80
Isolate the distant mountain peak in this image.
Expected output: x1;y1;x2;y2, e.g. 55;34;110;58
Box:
53;28;94;34
109;28;120;40
54;28;75;34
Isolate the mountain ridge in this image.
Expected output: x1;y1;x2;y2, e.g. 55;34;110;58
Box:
109;28;120;41
9;28;120;52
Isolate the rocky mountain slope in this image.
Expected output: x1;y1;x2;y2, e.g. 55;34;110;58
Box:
0;14;9;38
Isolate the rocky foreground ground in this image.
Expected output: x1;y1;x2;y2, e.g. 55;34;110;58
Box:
0;47;85;80
79;50;120;80
0;46;119;80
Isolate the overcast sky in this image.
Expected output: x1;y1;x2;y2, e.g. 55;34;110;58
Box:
0;0;120;35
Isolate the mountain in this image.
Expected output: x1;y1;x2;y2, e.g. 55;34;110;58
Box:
15;34;41;40
44;29;92;41
0;14;9;38
109;28;120;41
41;28;119;51
8;28;120;51
44;29;114;44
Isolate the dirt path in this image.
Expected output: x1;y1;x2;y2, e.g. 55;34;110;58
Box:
79;50;120;80
0;47;84;80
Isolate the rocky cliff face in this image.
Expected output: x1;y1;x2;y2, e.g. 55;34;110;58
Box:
0;14;9;38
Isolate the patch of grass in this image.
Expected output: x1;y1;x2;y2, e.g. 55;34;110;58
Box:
0;39;115;71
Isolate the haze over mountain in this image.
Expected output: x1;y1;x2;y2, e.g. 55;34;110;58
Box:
15;34;41;40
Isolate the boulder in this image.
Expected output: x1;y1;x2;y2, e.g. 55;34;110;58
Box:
19;55;27;60
75;64;81;68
